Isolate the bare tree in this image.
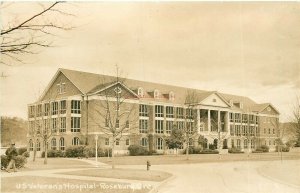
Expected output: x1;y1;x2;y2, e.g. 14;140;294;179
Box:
0;2;74;65
89;70;139;169
291;95;300;147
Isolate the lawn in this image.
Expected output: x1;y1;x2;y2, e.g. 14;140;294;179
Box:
1;176;151;193
59;168;171;182
97;152;300;165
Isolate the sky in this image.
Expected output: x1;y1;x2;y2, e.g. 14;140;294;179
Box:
0;2;299;121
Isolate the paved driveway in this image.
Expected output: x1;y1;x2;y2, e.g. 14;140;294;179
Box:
121;160;300;193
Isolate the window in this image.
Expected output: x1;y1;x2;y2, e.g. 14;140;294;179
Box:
116;139;120;146
169;91;175;101
71;100;81;114
177;121;184;130
176;107;184;119
51;138;56;150
139;105;148;117
268;128;271;134
156;138;163;150
59;137;65;150
242;114;247;123
141;138;148;147
139;119;148;133
36;139;41;151
234;113;241;123
250;115;255;124
125;120;129;128
29;106;35;118
29;139;33;151
187;122;193;134
244;139;248;149
229;113;234;122
51;102;58;115
231;139;235;148
138;87;144;97
60;100;66;114
126;139;130;146
43;119;49;131
115;119;119;128
230;125;234;136
154;89;160;99
212;98;217;102
189;138;194;147
200;122;205;131
166;106;174;118
251;139;255;149
72;137;80;146
155;120;164;133
166;121;173;134
186;109;193;119
60;117;66;132
105;138;109;146
51;118;57;133
237;139;241;148
269;140;272;146
44;103;50;116
71;117;80;132
57;82;66;94
273;128;275;135
155;105;164;117
37;104;42;117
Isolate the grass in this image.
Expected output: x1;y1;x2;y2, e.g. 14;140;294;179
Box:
19;158;91;171
97;152;300;165
1;176;151;193
59;168;171;182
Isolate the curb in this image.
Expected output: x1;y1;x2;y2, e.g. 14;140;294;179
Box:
149;174;176;193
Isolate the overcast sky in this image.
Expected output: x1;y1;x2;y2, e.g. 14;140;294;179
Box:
1;2;299;121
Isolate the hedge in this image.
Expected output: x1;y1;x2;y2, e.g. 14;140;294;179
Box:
185;147;219;154
275;146;290;152
1;155;27;169
228;147;244;154
254;145;269;153
128;145;149;156
42;150;66;158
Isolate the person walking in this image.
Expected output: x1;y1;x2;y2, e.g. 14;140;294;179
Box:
5;143;18;173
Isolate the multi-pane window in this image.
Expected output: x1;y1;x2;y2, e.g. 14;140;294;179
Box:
155;105;164;117
166;106;174;118
141;138;148;147
229;113;234;122
44;103;50;116
59;137;65;150
273;128;275;135
244;139;248;149
155;120;164;133
29;139;33;151
249;115;254;124
60;117;66;132
139;105;148;117
138;88;144;97
242;114;247;123
251;139;255;149
139;119;148;133
125;120;129;128
156;138;163;150
231;139;234;148
255;116;259;124
126;139;130;146
37;104;42;117
60;100;66;114
268;128;271;134
51;118;57;132
51;102;58;115
230;125;234;136
176;107;184;119
71;100;81;114
166;121;173;134
235;113;241;123
29;106;35;118
43;119;49;131
105;138;109;146
36;139;41;151
177;121;184;130
71;117;80;132
186;109;193;119
200;122;205;131
237;139;241;148
116;139;120;146
235;125;240;136
72;137;80;146
51;138;56;150
187;122;193;134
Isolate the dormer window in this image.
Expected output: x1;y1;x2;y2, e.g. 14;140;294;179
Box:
154;89;160;99
138;87;144;97
169;91;175;101
57;82;66;94
229;99;233;106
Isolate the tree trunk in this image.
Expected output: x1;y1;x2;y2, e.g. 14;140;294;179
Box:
186;142;189;160
112;136;115;169
33;138;37;162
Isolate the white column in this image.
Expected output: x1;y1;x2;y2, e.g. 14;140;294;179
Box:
217;110;220;132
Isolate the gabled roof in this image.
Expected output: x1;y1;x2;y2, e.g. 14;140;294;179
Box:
39;68;279;115
250;103;280;114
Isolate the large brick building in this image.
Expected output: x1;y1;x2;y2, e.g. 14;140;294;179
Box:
27;68;280;156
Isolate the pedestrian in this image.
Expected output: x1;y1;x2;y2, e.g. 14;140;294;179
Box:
5;143;18;173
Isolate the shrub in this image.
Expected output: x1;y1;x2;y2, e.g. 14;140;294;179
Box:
65;146;85;157
41;150;65;158
17;147;27;155
185;146;202;154
275;146;290;152
209;144;216;150
22;151;30;158
1;155;27;169
199;149;219;154
128;145;148;156
228;147;244;154
255;145;269;153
